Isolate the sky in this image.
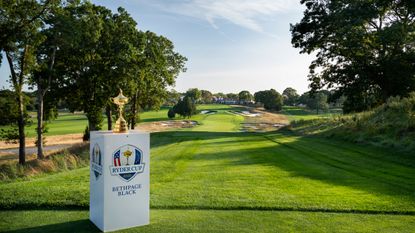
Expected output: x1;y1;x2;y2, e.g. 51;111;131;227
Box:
0;0;314;94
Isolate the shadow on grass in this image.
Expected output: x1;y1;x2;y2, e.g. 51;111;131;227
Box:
3;220;100;233
152;130;415;206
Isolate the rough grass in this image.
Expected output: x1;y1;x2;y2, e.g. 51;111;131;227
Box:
0;143;89;181
288;93;415;152
281;106;342;122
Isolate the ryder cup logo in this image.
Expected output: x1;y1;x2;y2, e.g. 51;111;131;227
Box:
91;143;103;180
110;144;145;182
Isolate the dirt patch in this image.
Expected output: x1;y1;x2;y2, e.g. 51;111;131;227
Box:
0;133;83;149
0;142;87;165
0;120;197;161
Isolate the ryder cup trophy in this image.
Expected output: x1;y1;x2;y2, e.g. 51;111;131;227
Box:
89;89;150;232
112;89;129;133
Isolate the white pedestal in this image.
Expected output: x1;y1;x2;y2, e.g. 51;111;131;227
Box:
89;130;150;232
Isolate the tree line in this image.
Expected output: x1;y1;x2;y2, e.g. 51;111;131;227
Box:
0;0;187;164
165;87;337;116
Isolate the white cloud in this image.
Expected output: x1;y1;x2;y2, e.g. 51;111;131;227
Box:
152;0;294;32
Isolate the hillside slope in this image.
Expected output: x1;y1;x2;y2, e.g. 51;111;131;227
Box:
288;93;415;152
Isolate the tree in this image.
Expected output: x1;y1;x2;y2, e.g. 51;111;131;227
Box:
291;0;415;112
299;91;329;114
310;92;329;114
165;89;181;106
173;96;196;118
0;90;31;143
52;2;112;133
238;90;253;104
185;88;201;102
128;31;187;129
282;87;299;106
254;89;283;111
100;7;142;131
31;3;63;159
167;108;175;119
215;92;226;99
0;0;55;164
200;90;213;104
226;93;238;101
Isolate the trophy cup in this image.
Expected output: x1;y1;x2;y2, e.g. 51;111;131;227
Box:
112;89;129;133
123;149;133;165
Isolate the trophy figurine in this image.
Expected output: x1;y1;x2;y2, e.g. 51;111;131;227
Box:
112;89;129;133
123;149;133;165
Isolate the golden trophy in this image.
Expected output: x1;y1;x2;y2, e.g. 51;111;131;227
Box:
123;149;133;165
112;89;129;133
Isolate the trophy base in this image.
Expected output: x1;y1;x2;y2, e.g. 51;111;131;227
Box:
113;117;128;133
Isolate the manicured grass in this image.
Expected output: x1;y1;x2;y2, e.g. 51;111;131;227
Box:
1;104;414;232
25;114;90;137
2;130;413;213
1;210;414;233
281;106;342;122
3;104;234;137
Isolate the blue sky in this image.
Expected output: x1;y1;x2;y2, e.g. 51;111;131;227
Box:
0;0;313;94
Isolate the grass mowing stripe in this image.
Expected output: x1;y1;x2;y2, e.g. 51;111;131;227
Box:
1;209;414;233
2;131;414;212
264;134;415;191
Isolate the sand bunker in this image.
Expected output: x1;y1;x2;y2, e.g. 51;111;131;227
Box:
136;120;198;132
201;110;218;114
230;106;289;132
231;110;262;117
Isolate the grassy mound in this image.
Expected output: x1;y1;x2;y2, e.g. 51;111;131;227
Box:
289;93;415;152
0;144;89;181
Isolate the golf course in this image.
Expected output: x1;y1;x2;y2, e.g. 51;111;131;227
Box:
0;104;414;232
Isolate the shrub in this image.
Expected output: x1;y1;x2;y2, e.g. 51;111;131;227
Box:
168;108;175;119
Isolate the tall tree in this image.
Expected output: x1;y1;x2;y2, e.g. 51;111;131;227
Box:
165;89;181;106
282;87;299;106
53;2;113;133
31;3;64;159
173;96;196;118
299;91;329;114
99;7;142;131
0;0;55;164
200;90;213;104
226;93;238;101
185;88;201;102
238;90;253;104
291;0;415;112
254;89;283;111
128;31;187;129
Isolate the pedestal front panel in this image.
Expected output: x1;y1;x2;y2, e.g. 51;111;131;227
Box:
90;130;150;232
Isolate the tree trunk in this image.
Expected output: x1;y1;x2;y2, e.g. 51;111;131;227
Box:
6;51;26;165
131;93;137;130
36;47;55;159
17;92;26;165
88;118;96;132
106;104;112;130
36;88;44;159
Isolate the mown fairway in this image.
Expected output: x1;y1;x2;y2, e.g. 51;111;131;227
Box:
0;105;414;232
20;108;171;137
